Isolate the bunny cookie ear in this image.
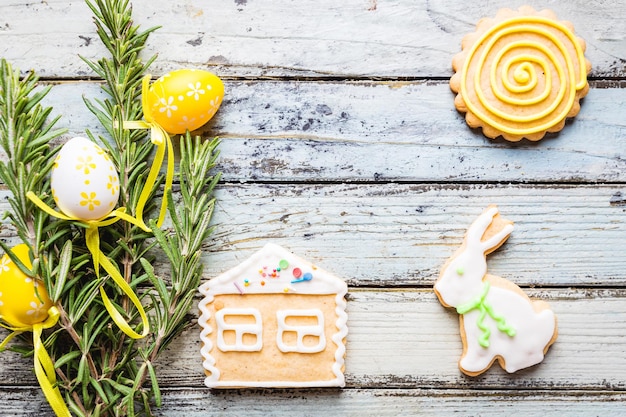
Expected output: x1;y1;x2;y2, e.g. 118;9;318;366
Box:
465;205;514;256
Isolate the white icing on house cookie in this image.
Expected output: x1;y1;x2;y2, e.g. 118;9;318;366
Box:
198;243;348;388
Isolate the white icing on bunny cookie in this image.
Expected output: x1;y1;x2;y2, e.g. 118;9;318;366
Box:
434;206;557;375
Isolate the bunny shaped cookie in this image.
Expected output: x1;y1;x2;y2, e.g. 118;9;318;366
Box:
434;206;557;376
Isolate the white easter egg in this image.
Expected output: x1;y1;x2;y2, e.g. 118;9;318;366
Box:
50;137;120;221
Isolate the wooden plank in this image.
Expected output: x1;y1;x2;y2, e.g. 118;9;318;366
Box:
1;1;625;78
0;387;624;417
166;289;626;390
2;183;626;287
153;389;626;417
1;0;624;415
35;81;626;183
1;289;626;391
200;183;626;288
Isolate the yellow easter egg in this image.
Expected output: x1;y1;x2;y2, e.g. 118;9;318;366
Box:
146;69;224;134
50;137;120;221
0;244;53;328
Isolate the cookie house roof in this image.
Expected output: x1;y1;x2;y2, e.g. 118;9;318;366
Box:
199;243;347;296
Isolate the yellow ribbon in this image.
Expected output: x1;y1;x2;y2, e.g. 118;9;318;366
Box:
85;226;148;339
26;191;149;339
122;74;175;230
1;307;71;417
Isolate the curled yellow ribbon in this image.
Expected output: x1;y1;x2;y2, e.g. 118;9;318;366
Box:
122;74;175;231
1;307;71;417
26;191;149;339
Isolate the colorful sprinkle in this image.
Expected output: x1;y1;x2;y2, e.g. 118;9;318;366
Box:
283;287;290;293
291;272;313;284
292;268;302;279
279;259;289;270
244;279;250;287
261;281;266;286
233;282;244;295
456;267;465;276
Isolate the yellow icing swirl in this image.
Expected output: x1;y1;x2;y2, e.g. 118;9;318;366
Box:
460;16;588;136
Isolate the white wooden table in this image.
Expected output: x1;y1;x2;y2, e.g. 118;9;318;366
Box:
1;0;626;415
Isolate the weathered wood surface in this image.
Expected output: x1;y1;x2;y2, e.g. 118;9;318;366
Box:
1;0;626;416
37;81;626;183
1;387;625;416
2;289;626;390
1;0;625;78
2;183;625;287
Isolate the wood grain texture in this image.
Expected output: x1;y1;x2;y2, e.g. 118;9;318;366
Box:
1;0;625;415
33;81;626;183
2;289;626;391
1;0;625;78
2;183;625;287
202;183;626;287
0;388;624;417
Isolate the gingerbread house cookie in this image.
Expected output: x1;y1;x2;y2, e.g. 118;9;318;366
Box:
198;243;348;388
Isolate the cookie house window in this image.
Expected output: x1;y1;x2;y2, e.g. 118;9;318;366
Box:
215;308;263;352
276;309;326;353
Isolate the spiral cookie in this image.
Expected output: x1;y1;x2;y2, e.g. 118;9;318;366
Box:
450;6;591;142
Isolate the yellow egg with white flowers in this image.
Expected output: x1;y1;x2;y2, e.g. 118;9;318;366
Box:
0;244;53;328
50;137;120;221
146;69;224;134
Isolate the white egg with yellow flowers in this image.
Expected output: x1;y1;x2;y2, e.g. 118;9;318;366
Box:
146;69;224;134
50;137;120;221
0;244;53;328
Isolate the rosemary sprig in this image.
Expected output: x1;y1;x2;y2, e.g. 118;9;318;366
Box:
0;58;70;298
77;0;221;415
144;133;220;359
0;59;67;249
0;0;221;414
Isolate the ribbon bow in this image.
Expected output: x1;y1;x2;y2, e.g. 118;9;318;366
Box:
121;74;175;231
1;307;71;417
25;75;175;341
27;191;150;340
456;281;516;348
